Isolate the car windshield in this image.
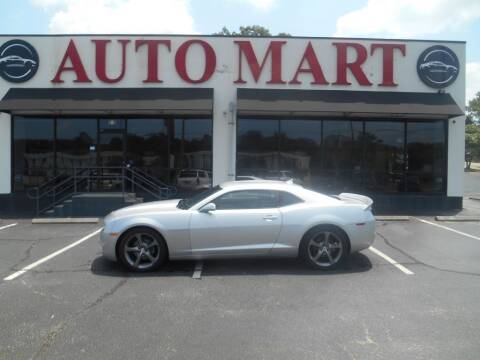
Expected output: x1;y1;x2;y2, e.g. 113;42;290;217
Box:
176;185;222;210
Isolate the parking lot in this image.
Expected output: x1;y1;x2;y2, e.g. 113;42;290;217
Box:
1;213;480;360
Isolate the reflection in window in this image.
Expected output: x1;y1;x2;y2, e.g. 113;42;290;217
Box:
279;120;321;187
237;118;446;195
183;119;213;172
57;118;97;173
364;121;405;193
237;119;279;176
406;122;445;193
169;119;213;190
12;116;213;193
13;117;54;190
321;120;363;193
127;119;169;181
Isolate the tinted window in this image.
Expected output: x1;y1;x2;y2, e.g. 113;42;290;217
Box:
237;118;447;195
237;119;279;177
321;120;363;193
127;118;168;172
279;120;322;185
279;191;303;207
364;121;405;193
170;119;212;193
406;121;446;192
99;118;125;130
213;190;278;210
13;117;54;190
56;118;97;174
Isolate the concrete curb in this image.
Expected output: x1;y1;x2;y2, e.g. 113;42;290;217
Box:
32;218;100;224
375;216;410;221
435;216;480;222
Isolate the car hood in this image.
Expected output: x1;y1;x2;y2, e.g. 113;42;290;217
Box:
107;199;181;219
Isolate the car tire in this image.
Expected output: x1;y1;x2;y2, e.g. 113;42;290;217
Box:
299;225;348;270
117;227;168;272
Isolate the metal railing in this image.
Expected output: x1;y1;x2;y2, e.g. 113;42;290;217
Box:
29;166;175;216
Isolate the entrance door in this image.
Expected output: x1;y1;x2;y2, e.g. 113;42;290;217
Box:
98;119;126;191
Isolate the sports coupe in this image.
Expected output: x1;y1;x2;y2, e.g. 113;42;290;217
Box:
101;181;375;271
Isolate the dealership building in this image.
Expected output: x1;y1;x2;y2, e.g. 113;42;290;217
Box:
0;35;465;215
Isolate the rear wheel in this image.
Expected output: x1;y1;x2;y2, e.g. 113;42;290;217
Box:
299;226;348;270
117;227;167;272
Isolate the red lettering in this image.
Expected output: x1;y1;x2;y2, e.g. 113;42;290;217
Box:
333;43;372;86
289;42;328;85
92;39;130;83
175;40;216;84
51;40;91;83
135;39;171;83
371;43;406;87
234;41;286;84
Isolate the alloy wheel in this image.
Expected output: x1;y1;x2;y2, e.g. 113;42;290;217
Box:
307;231;344;268
123;233;161;270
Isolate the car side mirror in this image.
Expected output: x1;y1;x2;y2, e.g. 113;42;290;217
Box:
199;202;216;214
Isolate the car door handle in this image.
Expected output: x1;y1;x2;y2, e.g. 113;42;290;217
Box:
262;215;278;221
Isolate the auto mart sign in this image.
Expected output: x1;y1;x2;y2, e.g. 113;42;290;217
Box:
0;36;462;89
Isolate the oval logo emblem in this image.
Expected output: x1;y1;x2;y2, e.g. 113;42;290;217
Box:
0;39;39;83
417;45;459;89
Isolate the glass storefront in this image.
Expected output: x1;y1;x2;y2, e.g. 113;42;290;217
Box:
12;115;446;195
237;118;447;194
12;116;213;191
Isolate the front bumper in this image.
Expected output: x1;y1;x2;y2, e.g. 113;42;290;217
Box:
100;226;119;262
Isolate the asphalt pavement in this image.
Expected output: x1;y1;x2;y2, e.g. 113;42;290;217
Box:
1;214;480;360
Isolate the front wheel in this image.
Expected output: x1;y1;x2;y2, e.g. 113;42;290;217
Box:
117;227;168;272
299;226;348;270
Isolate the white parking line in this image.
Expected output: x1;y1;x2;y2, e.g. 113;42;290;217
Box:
368;246;414;275
0;223;18;231
3;228;102;281
412;217;480;242
192;261;203;279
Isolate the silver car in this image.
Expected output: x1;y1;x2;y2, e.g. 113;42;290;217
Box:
101;181;375;271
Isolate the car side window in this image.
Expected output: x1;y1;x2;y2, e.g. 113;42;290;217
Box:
213;190;278;210
278;191;303;207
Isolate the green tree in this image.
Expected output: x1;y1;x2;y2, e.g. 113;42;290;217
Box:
213;25;291;37
466;91;480;123
465;92;480;162
465;123;480;161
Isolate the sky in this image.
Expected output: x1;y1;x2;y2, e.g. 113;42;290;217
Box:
0;0;479;102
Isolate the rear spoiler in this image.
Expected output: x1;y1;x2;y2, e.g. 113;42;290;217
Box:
338;193;373;211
